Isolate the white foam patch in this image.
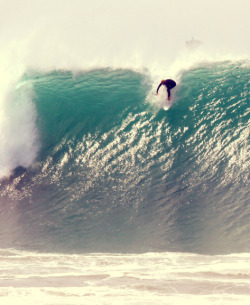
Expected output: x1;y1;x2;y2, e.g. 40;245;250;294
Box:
0;80;39;179
0;249;250;305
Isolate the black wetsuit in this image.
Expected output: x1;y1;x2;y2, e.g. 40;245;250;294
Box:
156;79;176;98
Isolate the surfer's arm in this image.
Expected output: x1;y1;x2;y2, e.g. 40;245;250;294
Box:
156;83;162;95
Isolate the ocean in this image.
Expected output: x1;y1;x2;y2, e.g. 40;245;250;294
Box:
1;2;250;302
0;57;249;304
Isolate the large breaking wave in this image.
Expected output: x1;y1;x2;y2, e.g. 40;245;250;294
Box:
0;60;249;255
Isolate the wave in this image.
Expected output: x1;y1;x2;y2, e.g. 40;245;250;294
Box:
0;59;249;254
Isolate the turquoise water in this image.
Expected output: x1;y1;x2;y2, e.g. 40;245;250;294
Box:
0;61;249;254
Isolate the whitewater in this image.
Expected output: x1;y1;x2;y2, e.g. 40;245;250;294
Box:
1;0;250;304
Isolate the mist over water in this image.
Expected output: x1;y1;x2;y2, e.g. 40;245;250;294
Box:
1;0;249;70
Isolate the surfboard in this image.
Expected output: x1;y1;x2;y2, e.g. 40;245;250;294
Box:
162;99;173;111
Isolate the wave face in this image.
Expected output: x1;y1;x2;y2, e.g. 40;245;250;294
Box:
0;61;249;254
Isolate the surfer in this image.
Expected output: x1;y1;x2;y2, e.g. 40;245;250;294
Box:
156;79;176;100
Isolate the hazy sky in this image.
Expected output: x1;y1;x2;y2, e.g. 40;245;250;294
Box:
1;0;249;70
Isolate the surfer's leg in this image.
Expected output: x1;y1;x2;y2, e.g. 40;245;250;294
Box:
167;88;171;99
